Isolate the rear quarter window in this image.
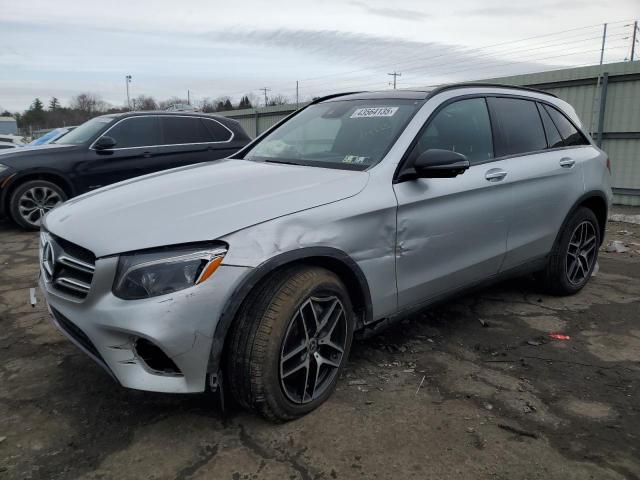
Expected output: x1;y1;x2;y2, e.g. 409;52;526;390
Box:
537;103;564;148
202;119;233;142
543;105;589;147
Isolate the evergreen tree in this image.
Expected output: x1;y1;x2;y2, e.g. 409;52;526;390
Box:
31;98;44;112
49;97;60;110
238;95;252;109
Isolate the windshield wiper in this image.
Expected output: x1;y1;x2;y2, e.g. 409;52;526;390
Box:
263;159;301;166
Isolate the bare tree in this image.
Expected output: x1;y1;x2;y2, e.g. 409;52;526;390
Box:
71;93;108;114
158;97;189;110
267;94;289;106
199;97;217;113
131;95;158;111
245;92;259;108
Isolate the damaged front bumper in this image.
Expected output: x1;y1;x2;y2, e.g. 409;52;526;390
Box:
39;255;250;393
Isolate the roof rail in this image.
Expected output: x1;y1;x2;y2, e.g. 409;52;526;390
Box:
309;91;365;104
427;82;558;98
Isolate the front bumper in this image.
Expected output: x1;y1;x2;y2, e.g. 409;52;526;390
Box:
40;255;250;393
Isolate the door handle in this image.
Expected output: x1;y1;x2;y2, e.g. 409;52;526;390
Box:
485;169;508;182
142;151;152;158
559;157;575;168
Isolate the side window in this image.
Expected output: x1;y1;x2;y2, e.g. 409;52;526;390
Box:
106;117;160;148
161;117;212;145
411;98;494;165
537;103;563;148
203;119;233;142
543;105;589;147
488;97;547;157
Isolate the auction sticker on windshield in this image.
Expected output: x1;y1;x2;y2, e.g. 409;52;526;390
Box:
350;107;399;118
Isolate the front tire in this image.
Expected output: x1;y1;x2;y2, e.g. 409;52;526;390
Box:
226;265;354;422
538;207;600;295
9;180;67;230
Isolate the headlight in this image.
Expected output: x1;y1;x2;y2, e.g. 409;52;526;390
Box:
113;243;227;300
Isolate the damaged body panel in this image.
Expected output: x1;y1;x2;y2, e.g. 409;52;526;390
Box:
43;158;369;258
41;253;250;392
37;85;611;417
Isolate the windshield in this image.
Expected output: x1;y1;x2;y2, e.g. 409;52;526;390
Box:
245;99;421;170
55;116;114;145
30;128;66;146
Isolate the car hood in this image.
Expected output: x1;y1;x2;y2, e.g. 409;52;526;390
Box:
0;143;78;161
44;159;369;257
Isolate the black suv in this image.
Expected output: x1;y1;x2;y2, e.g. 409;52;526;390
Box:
0;112;251;229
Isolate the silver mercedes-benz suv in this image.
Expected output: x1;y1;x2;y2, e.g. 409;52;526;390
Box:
39;84;612;421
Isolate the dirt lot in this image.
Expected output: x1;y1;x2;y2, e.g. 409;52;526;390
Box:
1;217;639;480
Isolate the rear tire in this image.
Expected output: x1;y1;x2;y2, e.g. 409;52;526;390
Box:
226;265;354;422
537;207;600;296
9;180;67;230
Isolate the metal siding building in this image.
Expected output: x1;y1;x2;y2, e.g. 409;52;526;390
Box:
219;61;640;205
219;103;308;138
0;117;18;135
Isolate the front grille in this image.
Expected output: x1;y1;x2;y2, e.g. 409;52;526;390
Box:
40;232;96;299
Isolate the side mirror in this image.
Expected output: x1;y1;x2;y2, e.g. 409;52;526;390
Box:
412;149;470;179
94;136;116;151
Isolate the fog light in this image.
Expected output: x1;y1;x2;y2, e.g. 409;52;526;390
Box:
134;338;182;375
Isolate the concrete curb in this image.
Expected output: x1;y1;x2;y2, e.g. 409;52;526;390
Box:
609;214;640;225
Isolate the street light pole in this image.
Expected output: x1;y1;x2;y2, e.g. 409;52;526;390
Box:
125;75;132;109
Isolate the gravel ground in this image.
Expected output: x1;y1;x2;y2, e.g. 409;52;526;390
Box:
0;216;639;480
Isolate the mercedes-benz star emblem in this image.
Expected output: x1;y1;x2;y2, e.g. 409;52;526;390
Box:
42;241;55;280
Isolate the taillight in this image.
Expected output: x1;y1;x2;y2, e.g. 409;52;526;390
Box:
606;157;611;173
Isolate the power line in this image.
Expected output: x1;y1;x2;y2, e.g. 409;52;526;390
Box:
308;42;630;97
296;30;630;92
301;33;630;92
190;20;637;103
290;19;634;85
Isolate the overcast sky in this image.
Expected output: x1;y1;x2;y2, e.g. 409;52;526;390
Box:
1;0;638;111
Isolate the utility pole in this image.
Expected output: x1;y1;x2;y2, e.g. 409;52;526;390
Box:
125;75;132;109
600;23;607;65
296;81;299;109
631;20;638;62
387;71;401;89
187;90;191;105
260;87;271;107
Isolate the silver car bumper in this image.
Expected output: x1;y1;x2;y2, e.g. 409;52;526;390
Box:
39;255;250;393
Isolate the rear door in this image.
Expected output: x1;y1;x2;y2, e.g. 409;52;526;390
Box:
79;116;162;190
489;97;587;271
157;116;236;168
393;97;511;308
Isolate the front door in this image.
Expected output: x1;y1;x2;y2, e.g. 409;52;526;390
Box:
78;116;162;192
393;97;510;308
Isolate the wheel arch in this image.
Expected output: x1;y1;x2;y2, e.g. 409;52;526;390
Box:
1;170;75;216
555;190;609;248
207;247;372;377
